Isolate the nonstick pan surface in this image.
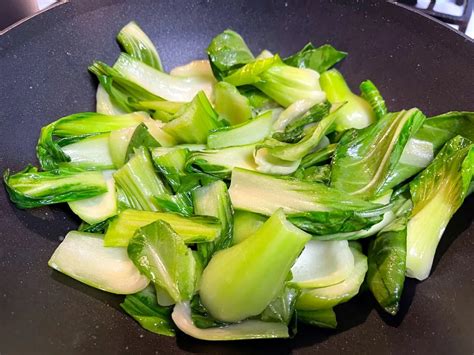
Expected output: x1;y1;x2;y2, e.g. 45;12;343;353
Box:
0;1;473;354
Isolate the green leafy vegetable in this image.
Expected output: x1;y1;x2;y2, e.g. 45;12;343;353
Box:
185;145;257;179
259;102;343;161
113;147;168;211
37;111;147;170
207;29;255;80
386;111;474;189
406;136;473;280
48;231;149;294
229;167;381;217
199;209;310;322
296;246;368;310
259;285;299;325
284;43;347;73
112;53;214;102
232;210;267;244
104;209;221;247
331;108;425;199
172;302;289;340
367;215;408;315
359;80;387;120
68;170;118;224
163;91;222;144
193;180;234;265
214;82;252;125
319;69;375;131
223;54;326;108
4;166;108;209
207;110;275;149
117;21;163;71
121;286;175;336
297;308;337;329
128;220;198;303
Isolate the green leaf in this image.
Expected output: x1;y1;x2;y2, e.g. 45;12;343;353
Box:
284;43;347;73
4;166;108;209
89;62;162;112
261;102;343;161
151;147;189;193
214;82;252;125
367;215;408;315
125;123;161;161
185;145;257;179
293;164;331;185
359;80;387;120
111;53;214;102
300;143;337;168
406;136;474;280
331;108;425;199
193;180;234;265
113;147;168;211
104;209;221;247
163;91;222;144
207;29;255;80
121;286;175;336
36;112;146;170
207;110;275;149
287;208;385;236
117;21;163;71
385;111;474;189
259;285;299;325
297;308;337;329
272;101;331;143
229;168;381;217
224;55;280;87
128;220;198;303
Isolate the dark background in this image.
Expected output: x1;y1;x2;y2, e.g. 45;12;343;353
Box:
0;0;473;354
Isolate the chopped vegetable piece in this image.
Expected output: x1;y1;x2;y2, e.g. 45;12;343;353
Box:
193;181;234;265
214;82;252;125
121;286;175;336
128;220;198;303
284;43;347;73
367;215;408;315
319;69;374;131
68;170;118;224
406;136;473;280
207;110;275;149
296;247;368;310
331;109;425;199
4;166;107;209
48;231;149;294
172;302;289;340
163;91;222;144
104;209;221;247
290;240;355;288
199;209;310;322
117;21;163;71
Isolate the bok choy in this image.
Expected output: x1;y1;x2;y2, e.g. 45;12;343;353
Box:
5;24;473;343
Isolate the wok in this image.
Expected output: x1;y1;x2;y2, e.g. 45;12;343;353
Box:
0;0;473;353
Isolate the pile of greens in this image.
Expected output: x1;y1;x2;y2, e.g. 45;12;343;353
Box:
4;22;474;340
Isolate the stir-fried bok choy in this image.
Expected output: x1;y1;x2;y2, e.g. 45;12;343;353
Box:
4;24;473;342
